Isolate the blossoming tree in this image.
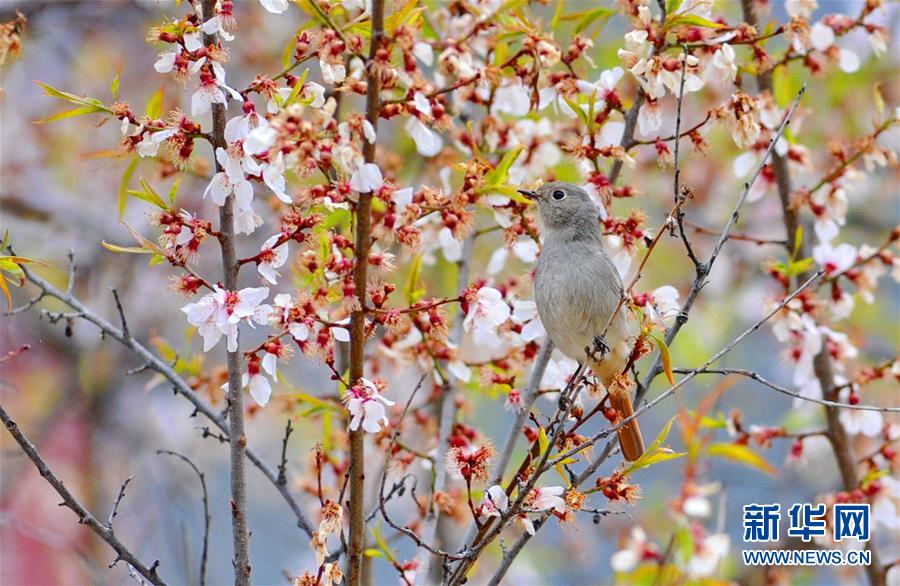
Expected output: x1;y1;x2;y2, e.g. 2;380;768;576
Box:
2;0;898;584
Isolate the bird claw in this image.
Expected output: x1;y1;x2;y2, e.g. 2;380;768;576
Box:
589;335;610;362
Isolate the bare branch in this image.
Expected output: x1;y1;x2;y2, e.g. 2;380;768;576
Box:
636;84;807;406
0;404;166;586
157;450;211;586
347;1;386;581
672;368;900;413
16;261;317;538
110;288;130;341
107;475;135;529
277;419;294;487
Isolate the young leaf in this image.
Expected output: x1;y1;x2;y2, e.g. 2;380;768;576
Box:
706;442;776;475
145;87;165;119
651;334;676;385
624;416;685;475
118;157;141;217
405;254;425;304
538;426;550;457
110;71;121;100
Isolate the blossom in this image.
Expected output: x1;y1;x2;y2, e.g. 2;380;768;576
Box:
640;285;681;328
610;527;658;573
686;533;729;578
529;485;566;513
238;353;277;407
346;378;394;433
405;118;442;157
786;0;817;19
510;299;545;343
256;234;288;284
136;129;176;158
812;242;857;277
181;286;271;352
838;388;883;436
204;148;253;207
412;41;434;66
191;71;240;117
463;287;510;336
705;43;737;85
478;485;508;520
811;186;848;242
540;355;578;392
260;0;289;13
637;100;662;136
349;163;383;193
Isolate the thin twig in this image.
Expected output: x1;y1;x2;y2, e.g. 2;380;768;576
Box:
16;262;317;537
0;404;166;586
278;419;294;487
107;475;135;529
672;368;900;412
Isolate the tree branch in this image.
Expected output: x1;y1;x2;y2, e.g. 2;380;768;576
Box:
347;1;385;582
0;404;166;586
200;1;251;581
15;261;317;539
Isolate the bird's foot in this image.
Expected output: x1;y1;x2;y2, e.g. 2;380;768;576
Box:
589;334;610;362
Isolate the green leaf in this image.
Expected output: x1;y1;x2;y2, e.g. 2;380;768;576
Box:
36;82;112;114
364;549;386;559
110;72;121;100
651;334;676;385
126;178;169;210
101;242;154;255
785;257;814;278
667;13;726;28
624;416;685;475
538;426;550;457
282;68;310;108
706;442;776;475
167;174;183;206
405;254;425;304
35;105;104;124
118;157;141;217
386;0;423;34
551;0;566;28
573;6;613;35
667;0;684;15
792;226;804;259
482;147;523;190
145;87;165;119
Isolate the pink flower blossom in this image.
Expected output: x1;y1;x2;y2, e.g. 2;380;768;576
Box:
346;378;394;433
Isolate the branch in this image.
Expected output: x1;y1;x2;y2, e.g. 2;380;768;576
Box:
0;404;166;586
157;450;210;586
107;475;135;529
15;261;317;539
347;1;386;582
277;419;294;487
416;235;475;584
635;84;806;407
200;1;251;581
741;1;886;582
671;368;900;413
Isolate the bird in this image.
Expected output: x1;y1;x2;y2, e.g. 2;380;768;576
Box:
519;181;645;462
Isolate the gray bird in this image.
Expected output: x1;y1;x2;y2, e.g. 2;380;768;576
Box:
519;181;645;461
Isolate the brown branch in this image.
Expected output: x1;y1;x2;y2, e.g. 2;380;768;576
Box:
347;0;385;583
0;404;166;586
745;2;886;583
201;2;251;582
15;261;317;539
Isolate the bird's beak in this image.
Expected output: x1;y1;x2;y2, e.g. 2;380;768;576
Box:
517;189;537;200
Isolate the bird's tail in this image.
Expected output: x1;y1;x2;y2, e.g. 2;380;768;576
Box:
591;351;645;462
608;388;644;462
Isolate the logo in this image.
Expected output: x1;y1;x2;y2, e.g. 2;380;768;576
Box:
741;502;871;567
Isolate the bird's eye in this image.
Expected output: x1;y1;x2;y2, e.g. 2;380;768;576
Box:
552;190;565;200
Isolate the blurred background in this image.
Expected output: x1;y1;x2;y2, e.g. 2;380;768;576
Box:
1;1;898;585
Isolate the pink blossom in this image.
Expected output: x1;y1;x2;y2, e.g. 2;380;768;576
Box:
346;378;394;433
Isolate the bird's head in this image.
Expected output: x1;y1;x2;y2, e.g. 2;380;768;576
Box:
518;181;600;232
